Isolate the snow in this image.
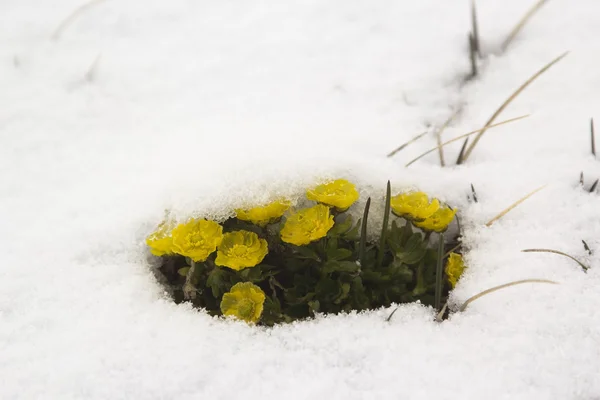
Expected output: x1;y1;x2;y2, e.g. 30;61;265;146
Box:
1;0;600;398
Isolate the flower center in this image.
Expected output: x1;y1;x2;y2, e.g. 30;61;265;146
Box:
237;298;255;317
231;244;249;257
187;232;205;247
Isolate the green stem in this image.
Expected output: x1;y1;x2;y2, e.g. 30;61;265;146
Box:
434;233;445;312
358;198;371;267
377;181;391;268
423;231;432;243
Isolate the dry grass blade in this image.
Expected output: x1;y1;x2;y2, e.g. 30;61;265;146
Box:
522;248;590;272
485;185;546;227
460;52;568;163
85;53;102;82
456;137;469;165
435;302;448;322
444;243;462;258
580;171;584;186
501;0;550;52
458;279;558;312
387;131;428;158
591;118;596;157
405;114;529;167
52;0;108;41
470;183;478;203
471;0;481;56
435;109;462;167
582;240;592;255
468;34;478;79
386;306;399;322
589;179;599;193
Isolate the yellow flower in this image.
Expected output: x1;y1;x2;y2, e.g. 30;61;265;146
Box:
445;253;466;288
390;192;440;221
146;220;176;256
414;206;457;233
215;231;269;271
306;179;359;211
280;204;335;246
171;219;223;262
235;200;290;227
220;282;266;324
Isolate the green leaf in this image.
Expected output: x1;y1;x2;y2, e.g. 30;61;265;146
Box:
351;276;370;310
400;220;413;245
326;237;339;252
377;181;392;267
177;267;190;277
284;291;306;305
262;295;282;323
308;300;320;314
361;270;391;284
322;260;361;274
239;265;264;282
412;260;427;296
293;245;321;261
334;283;351;304
327;248;353;261
389;260;414;283
344;218;362;241
316;278;341;302
359;198;371;267
396;233;427;264
328;214;354;237
206;268;229;298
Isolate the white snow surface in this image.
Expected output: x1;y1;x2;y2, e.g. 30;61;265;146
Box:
2;0;600;398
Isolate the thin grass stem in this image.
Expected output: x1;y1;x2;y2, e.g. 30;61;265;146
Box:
405;114;529;167
460;52;568;163
522;248;590;272
387;131;428;158
435;109;462;167
459;279;558;312
52;0;108;41
434;233;445;311
501;0;550;52
359;198;371;267
377;183;391;268
485;185;546;227
591;118;596;157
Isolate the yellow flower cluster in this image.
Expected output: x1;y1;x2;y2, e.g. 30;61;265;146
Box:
147;179;464;324
391;192;439;221
146;220;177;257
235;200;290;227
391;191;455;232
146;218;223;262
445;253;466;288
220;282;266;323
172;219;224;262
306;179;359;211
280;204;335;246
215;231;268;271
414;206;456;233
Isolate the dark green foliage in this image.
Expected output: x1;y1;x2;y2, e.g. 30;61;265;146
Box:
158;195;452;326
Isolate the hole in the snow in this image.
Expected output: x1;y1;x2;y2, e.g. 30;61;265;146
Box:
147;179;462;326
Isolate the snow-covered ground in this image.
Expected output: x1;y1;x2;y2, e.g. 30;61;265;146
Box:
2;0;600;398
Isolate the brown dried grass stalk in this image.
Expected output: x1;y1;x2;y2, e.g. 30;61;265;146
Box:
501;0;550;52
459;279;557;312
485;185;546;227
405;114;529;167
460;52;568;163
